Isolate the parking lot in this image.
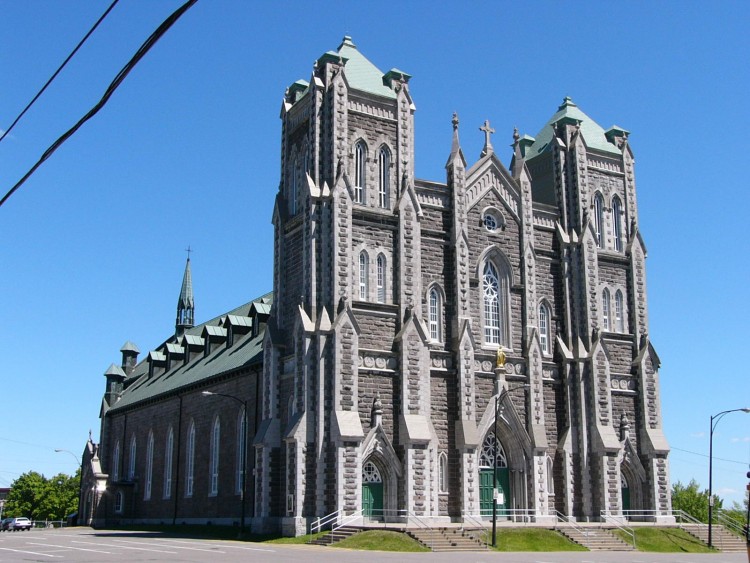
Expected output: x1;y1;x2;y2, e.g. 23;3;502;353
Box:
0;528;747;563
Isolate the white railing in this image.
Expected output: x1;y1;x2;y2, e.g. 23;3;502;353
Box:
600;511;636;548
309;508;342;536
554;510;589;539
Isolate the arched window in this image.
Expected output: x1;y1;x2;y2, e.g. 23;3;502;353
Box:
378;146;390;208
612;196;623;251
359;251;369;300
547;456;555;495
539;303;551;354
209;416;220;496
164;427;174;499
362;460;382;483
289;157;298;216
376;254;386;303
186;421;195;497
114;491;123;514
615;290;625;333
236;408;246;495
479;431;508;468
483;261;509;346
144;430;154;500
602;288;611;331
128;435;136;480
354;141;366;203
429;287;442;342
112;440;120;482
438;452;448;493
594;193;605;248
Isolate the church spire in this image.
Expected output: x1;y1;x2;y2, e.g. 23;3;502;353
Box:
175;250;194;337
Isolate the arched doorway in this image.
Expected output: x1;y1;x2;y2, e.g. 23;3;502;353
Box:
479;431;510;517
362;460;384;519
621;474;630;513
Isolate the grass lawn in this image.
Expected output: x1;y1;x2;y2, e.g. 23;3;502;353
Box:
483;528;587;552
613;527;714;553
332;530;429;552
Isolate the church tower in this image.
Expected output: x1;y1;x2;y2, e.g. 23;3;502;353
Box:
175;256;194;337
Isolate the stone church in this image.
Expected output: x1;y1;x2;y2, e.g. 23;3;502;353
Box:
80;36;671;534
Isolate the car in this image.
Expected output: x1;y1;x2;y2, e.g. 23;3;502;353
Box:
6;517;32;531
0;518;12;531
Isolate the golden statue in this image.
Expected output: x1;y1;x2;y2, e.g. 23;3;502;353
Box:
496;346;506;368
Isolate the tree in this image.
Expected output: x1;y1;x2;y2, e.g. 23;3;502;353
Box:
3;470;79;521
671;479;722;523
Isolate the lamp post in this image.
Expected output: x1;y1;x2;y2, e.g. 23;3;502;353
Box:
202;390;248;538
708;407;750;548
491;382;530;548
55;448;83;525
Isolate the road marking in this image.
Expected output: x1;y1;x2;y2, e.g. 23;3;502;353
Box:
112;538;225;553
156;538;276;552
0;547;60;557
71;540;178;554
29;541;112;554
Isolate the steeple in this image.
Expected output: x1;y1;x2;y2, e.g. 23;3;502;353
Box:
176;252;194;337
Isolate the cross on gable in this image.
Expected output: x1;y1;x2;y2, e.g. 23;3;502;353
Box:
480;119;495;157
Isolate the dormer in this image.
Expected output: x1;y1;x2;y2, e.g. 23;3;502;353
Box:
202;325;227;356
165;342;185;371
120;341;139;375
180;334;204;365
147;350;166;379
249;301;271;337
103;364;126;406
222;315;253;348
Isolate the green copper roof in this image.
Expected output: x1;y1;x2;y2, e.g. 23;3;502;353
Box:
526;97;621;159
336;36;397;100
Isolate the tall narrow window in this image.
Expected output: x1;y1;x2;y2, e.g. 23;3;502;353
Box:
128;435;136;480
114;491;123;514
144;431;154;500
354;141;366;203
289;157;298;216
210;416;220;496
429;287;442;342
359;252;369;300
378;146;390;208
236;408;246;495
483;261;508;346
539;303;551;354
112;441;120;482
615;290;625;333
594;193;605;248
186;421;195;497
438;452;448;493
376;254;385;303
164;427;174;499
612;196;623;252
547;456;555;495
602;288;611;331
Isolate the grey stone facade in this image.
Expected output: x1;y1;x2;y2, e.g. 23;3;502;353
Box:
83;36;671;535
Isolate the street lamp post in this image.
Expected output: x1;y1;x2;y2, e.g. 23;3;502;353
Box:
55;448;83;525
708;407;750;548
202;390;248;538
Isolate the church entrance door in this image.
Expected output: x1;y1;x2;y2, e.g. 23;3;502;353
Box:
362;460;384;518
478;431;510;517
621;476;631;513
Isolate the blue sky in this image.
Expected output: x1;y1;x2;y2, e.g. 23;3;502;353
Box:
1;1;748;506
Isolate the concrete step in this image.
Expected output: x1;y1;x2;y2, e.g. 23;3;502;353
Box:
680;524;747;552
309;525;360;546
407;527;487;552
558;527;635;551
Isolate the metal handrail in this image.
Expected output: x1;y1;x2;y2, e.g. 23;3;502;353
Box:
600;511;636;548
363;509;433;550
554;510;589;539
715;509;745;537
310;508;340;537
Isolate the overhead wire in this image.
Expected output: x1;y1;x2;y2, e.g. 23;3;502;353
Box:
0;0;199;208
0;0;120;144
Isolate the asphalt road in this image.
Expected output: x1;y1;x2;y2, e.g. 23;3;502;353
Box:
0;528;746;563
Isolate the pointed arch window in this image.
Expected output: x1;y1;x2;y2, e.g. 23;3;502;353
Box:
144;431;154;500
539;303;551;354
376;254;386;303
612;196;623;252
128;435;137;480
483;261;509;346
602;288;611;331
112;440;120;482
429;287;442;342
547;456;555;495
438;451;448;493
236;407;246;495
186;421;195;497
163;427;174;499
479;431;508;468
289;157;298;216
114;491;123;514
378;146;390;208
594;193;605;248
354;141;367;204
359;251;369;300
362;460;382;483
615;290;625;333
209;416;220;496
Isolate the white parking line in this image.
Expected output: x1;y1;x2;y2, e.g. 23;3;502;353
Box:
112;538;224;553
29;541;112;554
156;538;276;552
0;546;60;557
71;540;178;554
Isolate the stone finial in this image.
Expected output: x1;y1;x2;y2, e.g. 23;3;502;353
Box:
372;393;383;428
513;127;520;143
480;119;495;157
452;112;459;130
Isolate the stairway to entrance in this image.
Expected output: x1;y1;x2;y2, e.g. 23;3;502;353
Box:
557;527;635;551
407;527;488;552
680;523;747;552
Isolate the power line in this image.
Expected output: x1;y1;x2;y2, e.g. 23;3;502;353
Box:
0;0;199;208
0;0;120;144
671;446;748;465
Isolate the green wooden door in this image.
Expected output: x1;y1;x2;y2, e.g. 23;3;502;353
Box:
362;482;383;518
621;482;631;513
479;468;510;517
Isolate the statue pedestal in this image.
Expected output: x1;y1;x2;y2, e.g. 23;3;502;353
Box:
494;367;506;395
